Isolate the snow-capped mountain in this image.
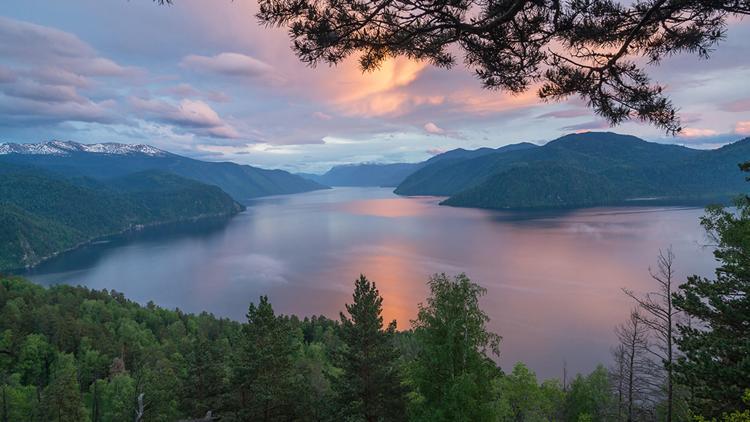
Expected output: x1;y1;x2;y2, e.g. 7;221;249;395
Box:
0;140;167;156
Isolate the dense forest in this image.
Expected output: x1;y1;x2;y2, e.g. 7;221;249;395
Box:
1;172;749;421
395;133;750;209
0;164;244;271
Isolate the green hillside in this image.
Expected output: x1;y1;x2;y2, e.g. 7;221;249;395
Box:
0;166;243;271
0;141;327;201
397;132;750;208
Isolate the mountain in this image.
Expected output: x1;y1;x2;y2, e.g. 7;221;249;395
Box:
299;142;538;187
300;162;425;187
395;142;540;196
396;132;750;209
0;140;327;202
0;164;243;271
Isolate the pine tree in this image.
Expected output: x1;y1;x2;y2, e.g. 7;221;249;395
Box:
334;275;407;421
232;296;300;421
408;273;501;422
673;166;750;417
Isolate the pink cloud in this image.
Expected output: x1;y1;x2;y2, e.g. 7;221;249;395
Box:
679;127;720;137
721;98;750;112
312;111;333;120
181;52;275;79
424;122;445;134
735;121;750;135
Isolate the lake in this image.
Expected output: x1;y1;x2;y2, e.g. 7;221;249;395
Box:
24;187;717;380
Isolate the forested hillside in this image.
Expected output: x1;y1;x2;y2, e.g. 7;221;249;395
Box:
299;142;537;188
0;165;243;271
396;133;750;208
0;141;327;202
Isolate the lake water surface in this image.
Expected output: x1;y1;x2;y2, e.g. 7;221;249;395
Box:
25;187;718;380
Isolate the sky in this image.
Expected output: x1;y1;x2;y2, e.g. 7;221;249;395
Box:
0;1;749;173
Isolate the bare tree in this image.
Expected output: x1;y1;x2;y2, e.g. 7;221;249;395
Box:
612;310;660;422
623;248;680;422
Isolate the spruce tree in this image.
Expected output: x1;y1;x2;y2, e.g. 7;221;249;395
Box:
232;296;300;421
673;165;750;417
334;275;407;422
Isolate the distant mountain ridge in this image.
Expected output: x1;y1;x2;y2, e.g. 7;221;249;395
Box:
396;132;750;209
0;140;166;156
0;140;327;201
299;142;538;187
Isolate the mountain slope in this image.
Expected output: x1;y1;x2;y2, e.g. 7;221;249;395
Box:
0;164;243;271
0;140;327;201
300;162;425;187
397;132;750;208
395;142;540;196
307;142;539;189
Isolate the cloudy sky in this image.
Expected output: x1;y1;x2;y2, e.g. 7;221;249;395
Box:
0;1;749;173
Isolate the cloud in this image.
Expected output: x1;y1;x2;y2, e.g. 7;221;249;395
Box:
312;111;333;120
181;52;275;79
160;83;231;103
129;97;240;139
3;80;84;103
426;148;445;155
424;122;445;134
0;16;137;78
679;127;720;138
561;120;611;132
0;66;16;84
721;98;750;112
537;108;591;119
736;121;750;135
0;96;118;126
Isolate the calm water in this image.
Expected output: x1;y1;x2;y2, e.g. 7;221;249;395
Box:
25;187;717;379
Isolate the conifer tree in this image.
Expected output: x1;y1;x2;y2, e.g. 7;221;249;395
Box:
232;296;300;421
673;165;750;417
334;275;407;422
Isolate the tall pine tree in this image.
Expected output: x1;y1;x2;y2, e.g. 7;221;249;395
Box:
333;275;407;422
673;164;750;417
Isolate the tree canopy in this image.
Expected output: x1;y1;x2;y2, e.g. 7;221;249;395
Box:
247;0;750;133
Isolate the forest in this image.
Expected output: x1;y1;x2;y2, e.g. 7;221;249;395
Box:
1;175;749;421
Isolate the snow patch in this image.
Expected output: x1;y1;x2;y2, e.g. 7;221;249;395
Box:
0;140;167;156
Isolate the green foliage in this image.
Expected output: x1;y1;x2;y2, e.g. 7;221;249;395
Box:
333;275;407;421
673;192;750;417
40;353;87;422
563;366;614;422
493;362;565;421
397;132;750;209
0;166;243;271
231;296;302;421
408;273;501;421
0;141;326;201
2;270;717;421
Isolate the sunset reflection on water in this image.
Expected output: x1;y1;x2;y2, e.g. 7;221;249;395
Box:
26;188;716;380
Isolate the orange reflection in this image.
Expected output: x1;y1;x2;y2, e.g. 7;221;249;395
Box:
339;198;436;218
